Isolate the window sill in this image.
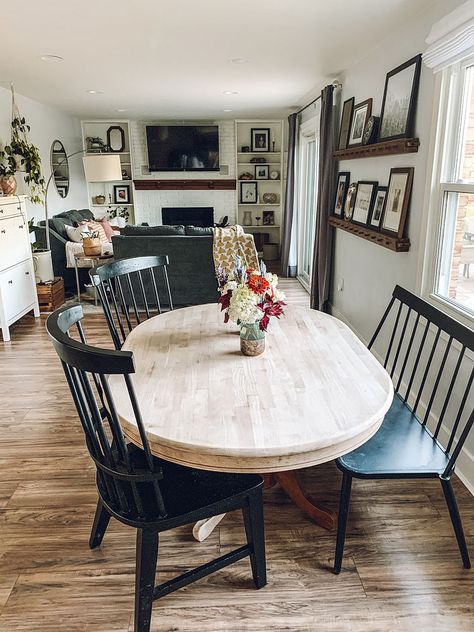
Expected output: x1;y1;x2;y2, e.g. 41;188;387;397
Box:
425;291;474;329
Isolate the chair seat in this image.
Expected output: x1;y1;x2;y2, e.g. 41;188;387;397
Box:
99;445;263;528
336;394;450;478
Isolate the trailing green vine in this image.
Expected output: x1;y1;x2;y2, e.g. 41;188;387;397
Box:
0;116;45;204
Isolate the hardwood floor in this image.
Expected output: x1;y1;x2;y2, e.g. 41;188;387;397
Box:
0;279;473;631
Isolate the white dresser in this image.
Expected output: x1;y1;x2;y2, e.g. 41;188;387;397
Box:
0;196;40;342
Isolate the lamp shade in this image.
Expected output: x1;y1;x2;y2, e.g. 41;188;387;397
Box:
82;154;122;182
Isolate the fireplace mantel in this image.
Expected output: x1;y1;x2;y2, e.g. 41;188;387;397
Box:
133;179;236;191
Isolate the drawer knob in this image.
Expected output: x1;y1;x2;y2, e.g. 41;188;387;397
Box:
19;224;23;229
8;280;13;284
1;229;5;234
25;271;30;275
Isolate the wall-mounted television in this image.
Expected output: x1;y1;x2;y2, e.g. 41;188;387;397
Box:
146;125;220;172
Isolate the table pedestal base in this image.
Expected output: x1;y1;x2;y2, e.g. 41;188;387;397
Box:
192;470;335;541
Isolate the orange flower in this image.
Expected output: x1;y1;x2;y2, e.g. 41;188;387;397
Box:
248;274;270;295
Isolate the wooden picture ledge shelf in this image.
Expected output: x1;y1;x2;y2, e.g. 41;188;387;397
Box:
329;216;410;252
133;179;236;191
332;138;419;160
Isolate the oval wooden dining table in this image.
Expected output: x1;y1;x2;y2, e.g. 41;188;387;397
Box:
109;303;393;540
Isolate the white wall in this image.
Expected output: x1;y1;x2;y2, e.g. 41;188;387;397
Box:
130;120;235;225
329;0;474;490
0;86;88;221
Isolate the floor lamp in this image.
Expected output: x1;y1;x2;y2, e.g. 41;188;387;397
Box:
44;152;122;251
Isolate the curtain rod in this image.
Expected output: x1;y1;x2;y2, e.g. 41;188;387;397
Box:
294;80;342;116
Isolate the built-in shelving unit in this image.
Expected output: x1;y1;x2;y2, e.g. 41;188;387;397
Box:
81;120;134;223
235;120;284;256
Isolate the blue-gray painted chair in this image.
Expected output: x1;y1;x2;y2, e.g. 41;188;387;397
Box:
334;285;473;573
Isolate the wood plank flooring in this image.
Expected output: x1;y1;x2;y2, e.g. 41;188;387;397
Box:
0;278;473;631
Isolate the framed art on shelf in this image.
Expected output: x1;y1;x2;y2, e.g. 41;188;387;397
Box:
333;172;350;217
255;164;269;180
251;128;270;152
378;54;422;141
263;210;275;225
240;181;258;204
338;98;354;150
344;182;358;220
113;184;130;204
351;181;378;226
347;99;372;147
369;186;388;229
381;167;414;238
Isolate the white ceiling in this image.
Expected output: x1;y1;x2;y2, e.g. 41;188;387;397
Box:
2;0;434;120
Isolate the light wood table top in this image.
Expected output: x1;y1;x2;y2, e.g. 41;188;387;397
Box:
110;303;393;474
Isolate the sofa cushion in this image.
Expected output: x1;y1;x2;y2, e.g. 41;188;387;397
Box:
77;209;95;221
48;217;71;239
185;225;214;236
123;224;185;236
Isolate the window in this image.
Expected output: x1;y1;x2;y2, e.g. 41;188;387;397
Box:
296;116;319;290
429;58;474;319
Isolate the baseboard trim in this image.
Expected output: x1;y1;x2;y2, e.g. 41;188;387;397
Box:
328;302;474;495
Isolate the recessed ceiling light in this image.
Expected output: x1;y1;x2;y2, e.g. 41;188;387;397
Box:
229;58;249;64
223;108;233;112
86;89;104;94
117;108;127;112
222;90;239;95
40;54;63;62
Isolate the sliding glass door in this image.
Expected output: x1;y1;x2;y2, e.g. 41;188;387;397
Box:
297;117;319;289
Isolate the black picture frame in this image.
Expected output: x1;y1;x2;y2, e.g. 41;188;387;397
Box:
378;54;422;142
369;186;388;230
262;210;275;225
251;128;270;152
381;167;414;238
240;181;258;204
347;99;372;147
333;172;350;217
255;164;269;180
113;184;130;204
351;181;378;226
338;98;354;150
107;125;126;153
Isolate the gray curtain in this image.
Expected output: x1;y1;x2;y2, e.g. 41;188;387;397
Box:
310;85;336;311
281;113;298;277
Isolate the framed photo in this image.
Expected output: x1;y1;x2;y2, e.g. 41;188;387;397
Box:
333;172;350;217
251;128;270;152
113;184;130;204
263;210;275;225
348;99;372;147
344;182;357;220
255;164;269;180
338;98;354;150
381;167;414;238
240;181;258;204
369;186;388;230
351;181;378;226
379;54;422;141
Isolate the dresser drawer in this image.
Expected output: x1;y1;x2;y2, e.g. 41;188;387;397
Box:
0;215;30;270
0;198;24;220
0;260;36;321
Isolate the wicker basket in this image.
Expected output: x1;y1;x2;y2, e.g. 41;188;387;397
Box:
82;237;102;256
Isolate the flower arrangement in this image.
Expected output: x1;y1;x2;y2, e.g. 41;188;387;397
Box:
217;258;286;332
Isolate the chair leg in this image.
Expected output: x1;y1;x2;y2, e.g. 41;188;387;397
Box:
334;472;353;575
440;478;471;569
89;499;111;549
242;490;267;589
135;528;159;632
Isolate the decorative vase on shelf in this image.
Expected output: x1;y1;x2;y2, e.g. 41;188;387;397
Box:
242;210;252;226
240;322;265;357
0;175;17;196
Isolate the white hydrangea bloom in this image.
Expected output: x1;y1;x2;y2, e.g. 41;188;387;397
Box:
228;285;262;324
265;273;279;288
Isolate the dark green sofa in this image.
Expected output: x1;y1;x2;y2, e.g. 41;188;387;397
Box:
35;209;96;292
112;224;219;306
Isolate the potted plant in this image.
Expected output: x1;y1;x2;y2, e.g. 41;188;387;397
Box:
0;116;45;203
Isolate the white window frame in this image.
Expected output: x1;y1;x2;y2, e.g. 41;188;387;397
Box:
418;55;474;328
296;115;320;291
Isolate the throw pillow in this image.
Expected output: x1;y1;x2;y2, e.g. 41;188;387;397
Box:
77;220;109;243
98;217;116;241
65;224;87;243
185;225;214;236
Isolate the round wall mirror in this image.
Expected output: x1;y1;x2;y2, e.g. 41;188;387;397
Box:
50;140;69;198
